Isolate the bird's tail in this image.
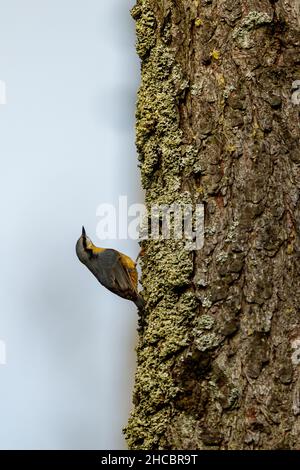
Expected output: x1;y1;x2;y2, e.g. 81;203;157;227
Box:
134;294;145;310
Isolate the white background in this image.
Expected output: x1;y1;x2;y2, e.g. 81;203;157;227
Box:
0;0;141;449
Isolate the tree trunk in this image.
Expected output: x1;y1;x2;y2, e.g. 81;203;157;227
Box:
124;0;300;450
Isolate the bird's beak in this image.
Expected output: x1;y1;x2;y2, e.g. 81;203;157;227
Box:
82;226;86;238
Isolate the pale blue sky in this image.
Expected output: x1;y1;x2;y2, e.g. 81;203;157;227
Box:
0;0;141;449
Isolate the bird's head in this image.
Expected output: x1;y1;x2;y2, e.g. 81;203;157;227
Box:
76;226;94;263
81;226;94;249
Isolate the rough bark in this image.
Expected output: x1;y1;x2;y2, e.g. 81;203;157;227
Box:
124;0;300;450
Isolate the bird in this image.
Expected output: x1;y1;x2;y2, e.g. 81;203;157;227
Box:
76;226;144;309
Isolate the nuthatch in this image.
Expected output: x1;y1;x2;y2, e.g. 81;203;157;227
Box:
76;227;144;309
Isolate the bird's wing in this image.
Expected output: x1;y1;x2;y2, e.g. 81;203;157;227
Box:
97;250;138;301
118;252;138;289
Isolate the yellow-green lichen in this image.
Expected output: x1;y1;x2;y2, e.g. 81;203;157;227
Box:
197;314;215;330
125;407;173;450
131;4;156;58
195;18;203;27
134;22;185;194
144;292;198;357
180;145;199;174
193;314;222;351
194;332;221;351
232;11;272;49
191;83;203;96
142;240;193;305
126;0;198;450
210;49;220;60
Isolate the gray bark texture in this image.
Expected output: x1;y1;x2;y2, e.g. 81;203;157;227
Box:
124;0;300;450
